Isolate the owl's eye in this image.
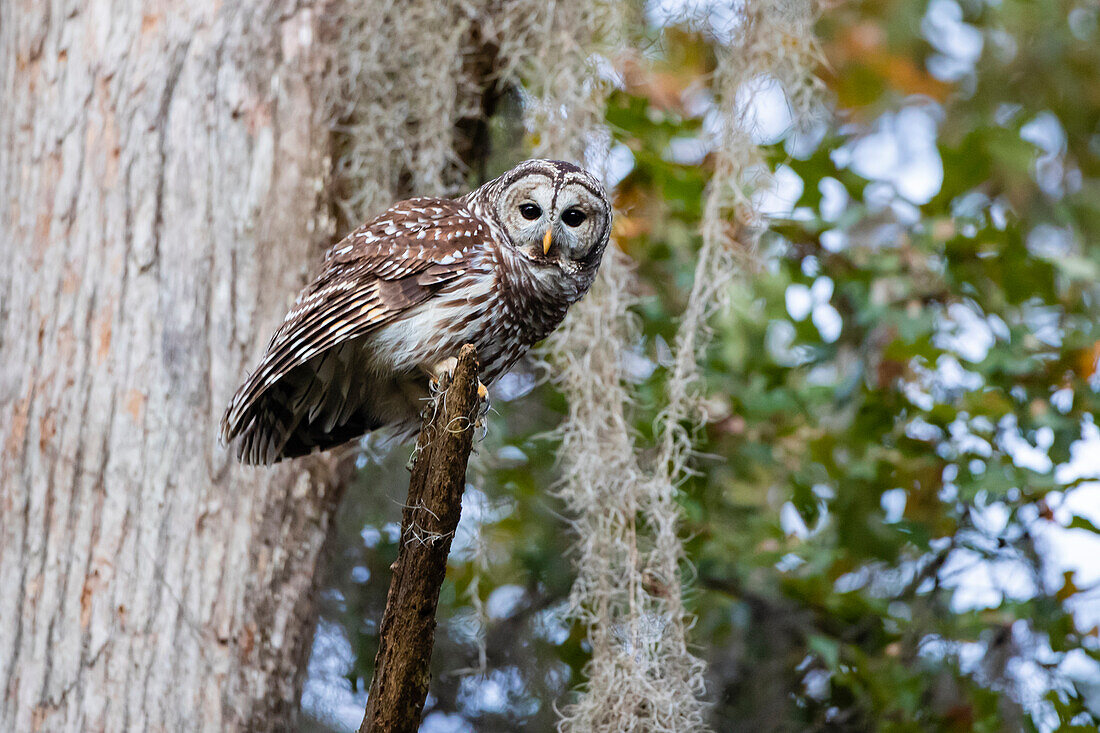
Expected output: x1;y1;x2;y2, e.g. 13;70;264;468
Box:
561;208;587;227
519;203;542;220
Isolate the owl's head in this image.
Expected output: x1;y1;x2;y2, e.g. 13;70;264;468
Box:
476;160;612;273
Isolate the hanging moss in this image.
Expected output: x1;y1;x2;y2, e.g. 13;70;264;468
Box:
324;2;824;730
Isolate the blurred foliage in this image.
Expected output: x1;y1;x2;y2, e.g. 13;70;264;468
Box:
306;1;1100;730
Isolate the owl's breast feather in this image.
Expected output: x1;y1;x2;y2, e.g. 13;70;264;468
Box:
365;243;589;387
364;271;496;373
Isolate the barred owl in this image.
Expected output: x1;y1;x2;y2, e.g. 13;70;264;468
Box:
221;159;612;464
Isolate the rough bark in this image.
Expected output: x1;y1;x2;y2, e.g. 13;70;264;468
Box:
0;2;350;730
360;345;481;733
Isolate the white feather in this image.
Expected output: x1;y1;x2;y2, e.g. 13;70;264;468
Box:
366;275;494;373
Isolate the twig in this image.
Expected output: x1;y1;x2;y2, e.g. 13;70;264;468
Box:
359;344;482;733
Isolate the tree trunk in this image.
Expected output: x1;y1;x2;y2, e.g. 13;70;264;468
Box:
0;2;349;729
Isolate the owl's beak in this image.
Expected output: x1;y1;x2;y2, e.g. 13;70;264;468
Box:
542;227;553;255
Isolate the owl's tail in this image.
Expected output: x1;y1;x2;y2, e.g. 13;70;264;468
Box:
221;342;424;464
221;343;378;464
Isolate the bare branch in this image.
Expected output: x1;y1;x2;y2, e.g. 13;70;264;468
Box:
360;344;482;733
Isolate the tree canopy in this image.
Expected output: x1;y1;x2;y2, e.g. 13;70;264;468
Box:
304;1;1100;730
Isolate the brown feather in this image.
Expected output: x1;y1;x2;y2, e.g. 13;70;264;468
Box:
221;161;612;464
221;198;485;454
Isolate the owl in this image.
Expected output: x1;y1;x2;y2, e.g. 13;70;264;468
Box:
221;159;612;464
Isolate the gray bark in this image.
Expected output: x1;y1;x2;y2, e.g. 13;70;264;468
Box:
0;1;350;730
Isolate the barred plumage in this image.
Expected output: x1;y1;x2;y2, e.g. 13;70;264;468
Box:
221;159;612;464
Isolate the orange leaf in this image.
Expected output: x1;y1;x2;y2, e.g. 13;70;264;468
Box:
1078;341;1100;378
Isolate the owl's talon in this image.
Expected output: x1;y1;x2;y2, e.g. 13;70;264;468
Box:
425;356;459;387
477;381;488;400
434;356;459;381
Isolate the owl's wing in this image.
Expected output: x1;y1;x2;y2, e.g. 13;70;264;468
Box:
221;197;493;460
